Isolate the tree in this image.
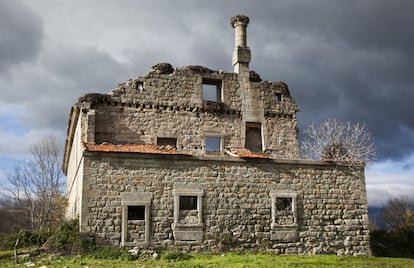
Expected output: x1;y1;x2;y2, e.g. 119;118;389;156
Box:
301;117;377;166
401;210;414;231
382;196;413;232
3;134;66;231
0;198;28;233
370;196;414;257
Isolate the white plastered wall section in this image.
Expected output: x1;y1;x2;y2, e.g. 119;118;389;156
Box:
65;112;86;220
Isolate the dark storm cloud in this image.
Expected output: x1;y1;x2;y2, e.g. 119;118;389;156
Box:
19;46;134;131
228;0;414;161
0;1;43;73
0;0;412;205
2;0;413;163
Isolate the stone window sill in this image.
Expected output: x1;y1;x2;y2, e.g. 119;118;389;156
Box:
271;222;298;229
270;225;299;242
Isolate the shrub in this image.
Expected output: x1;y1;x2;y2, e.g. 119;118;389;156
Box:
91;246;133;260
0;232;19;250
45;219;96;255
0;228;51;250
161;250;192;261
370;229;414;258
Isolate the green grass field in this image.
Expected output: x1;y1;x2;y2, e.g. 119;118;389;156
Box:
1;251;413;268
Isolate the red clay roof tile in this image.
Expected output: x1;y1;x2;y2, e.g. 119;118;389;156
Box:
84;142;178;154
84;143;269;159
227;148;270;158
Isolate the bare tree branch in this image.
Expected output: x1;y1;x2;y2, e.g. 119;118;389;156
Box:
3;134;66;231
301;117;377;166
382;196;413;232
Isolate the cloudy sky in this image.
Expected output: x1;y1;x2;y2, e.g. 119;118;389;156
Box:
0;0;413;207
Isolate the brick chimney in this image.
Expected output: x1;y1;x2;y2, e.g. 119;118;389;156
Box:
231;15;251;74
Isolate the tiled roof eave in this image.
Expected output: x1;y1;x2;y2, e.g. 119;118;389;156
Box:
83;142;179;155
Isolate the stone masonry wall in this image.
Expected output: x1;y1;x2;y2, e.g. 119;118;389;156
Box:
94;104;243;153
82;152;370;255
81;65;300;158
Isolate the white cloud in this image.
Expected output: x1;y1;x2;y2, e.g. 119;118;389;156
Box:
367;184;414;207
366;155;414;206
0;129;62;156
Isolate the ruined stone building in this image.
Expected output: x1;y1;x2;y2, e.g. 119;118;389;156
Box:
63;15;370;254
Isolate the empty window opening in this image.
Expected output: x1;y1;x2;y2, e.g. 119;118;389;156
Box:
180;196;198;210
136;82;144;91
173;189;204;240
157;137;177;148
202;80;222;102
275;93;282;102
120;192;152;246
178;195;199;225
270;192;298;241
276;197;292;212
205;136;221;154
275;197;295;225
245;122;262;152
128;206;145;221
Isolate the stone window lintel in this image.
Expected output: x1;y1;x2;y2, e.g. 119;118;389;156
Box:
173;189;203;196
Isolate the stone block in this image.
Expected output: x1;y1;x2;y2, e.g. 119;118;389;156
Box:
173;230;203;241
270;227;299;242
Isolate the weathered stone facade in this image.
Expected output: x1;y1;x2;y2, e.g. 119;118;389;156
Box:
63;15;370;255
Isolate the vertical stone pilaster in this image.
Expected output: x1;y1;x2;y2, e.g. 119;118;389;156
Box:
86;109;95;143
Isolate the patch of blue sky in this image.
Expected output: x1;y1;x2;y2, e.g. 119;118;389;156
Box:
0;155;19;182
366;152;414;175
0;113;30;137
365;153;414;206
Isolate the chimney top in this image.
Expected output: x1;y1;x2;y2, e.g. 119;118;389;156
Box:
230;15;250;28
231;15;251;72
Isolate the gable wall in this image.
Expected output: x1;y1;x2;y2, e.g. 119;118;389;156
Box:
91;69;299;158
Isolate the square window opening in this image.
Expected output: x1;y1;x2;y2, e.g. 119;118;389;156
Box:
128;205;145;221
270;192;298;241
157;137;177;148
202;80;222;102
180;196;198;210
275;93;282;102
205;136;221;154
274;197;295;226
136;82;144;91
276;197;293;212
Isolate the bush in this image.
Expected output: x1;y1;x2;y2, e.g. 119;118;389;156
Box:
161;250;192;261
45;219;96;255
0;228;51;250
370;229;414;258
91;246;133;260
0;232;19;250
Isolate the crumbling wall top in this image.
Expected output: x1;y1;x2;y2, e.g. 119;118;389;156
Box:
150;63;174;75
